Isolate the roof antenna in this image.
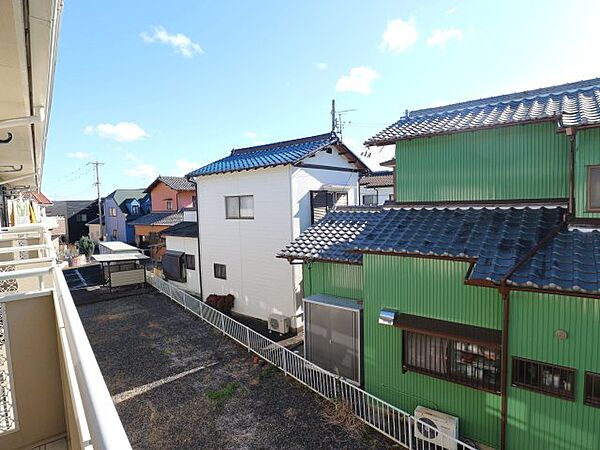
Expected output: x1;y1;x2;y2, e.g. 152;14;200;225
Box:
330;99;356;140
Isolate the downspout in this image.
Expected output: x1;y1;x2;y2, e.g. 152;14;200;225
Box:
187;176;203;298
497;220;566;449
566;127;577;217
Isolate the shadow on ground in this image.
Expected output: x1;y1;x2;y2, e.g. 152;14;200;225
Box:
76;291;396;450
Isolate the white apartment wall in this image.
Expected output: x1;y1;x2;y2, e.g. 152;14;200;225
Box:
195;166;297;323
165;235;200;294
360;186;394;205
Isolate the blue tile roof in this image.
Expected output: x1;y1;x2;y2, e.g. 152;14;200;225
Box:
508;229;600;294
187;133;341;177
366;78;600;145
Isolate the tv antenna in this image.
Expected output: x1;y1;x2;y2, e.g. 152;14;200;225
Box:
330;99;356;140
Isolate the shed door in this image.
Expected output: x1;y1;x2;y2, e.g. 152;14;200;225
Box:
305;301;361;383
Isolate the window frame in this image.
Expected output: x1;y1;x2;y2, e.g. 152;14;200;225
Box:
76;213;87;222
213;263;227;279
109;207;117;217
166;200;173;211
402;330;502;394
112;229;118;239
586;165;600;212
225;195;254;220
584;371;600;408
185;254;195;271
131;205;140;215
512;357;576;401
362;194;377;206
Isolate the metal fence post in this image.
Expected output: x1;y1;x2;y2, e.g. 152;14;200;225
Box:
246;327;251;352
282;350;288;376
408;416;414;450
220;314;225;335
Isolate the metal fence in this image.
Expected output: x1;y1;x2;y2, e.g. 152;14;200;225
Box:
147;273;477;450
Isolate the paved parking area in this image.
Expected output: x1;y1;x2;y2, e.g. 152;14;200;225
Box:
76;291;394;450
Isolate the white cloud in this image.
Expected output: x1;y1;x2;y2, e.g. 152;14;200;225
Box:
124;152;140;162
141;26;203;58
427;28;464;48
124;164;158;179
379;18;418;54
85;122;148;142
447;6;458;14
315;62;328;70
243;131;258;139
66;151;91;159
335;67;380;95
174;159;199;176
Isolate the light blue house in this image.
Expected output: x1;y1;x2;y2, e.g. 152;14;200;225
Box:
103;189;148;244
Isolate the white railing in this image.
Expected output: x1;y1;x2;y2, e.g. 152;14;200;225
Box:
148;274;477;450
0;224;131;450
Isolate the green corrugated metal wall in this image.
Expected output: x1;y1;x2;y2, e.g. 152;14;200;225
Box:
362;255;502;448
508;290;600;449
394;122;569;202
575;128;600;218
302;261;363;300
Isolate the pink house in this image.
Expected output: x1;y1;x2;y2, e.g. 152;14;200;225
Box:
145;176;196;212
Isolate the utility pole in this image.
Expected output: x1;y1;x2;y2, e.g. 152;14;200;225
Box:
330;99;356;140
87;161;104;240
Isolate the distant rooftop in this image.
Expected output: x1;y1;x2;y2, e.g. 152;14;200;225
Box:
145;176;195;193
360;171;393;188
366;77;600;146
187;133;366;177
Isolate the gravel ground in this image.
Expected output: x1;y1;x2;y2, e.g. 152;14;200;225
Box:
76;291;396;450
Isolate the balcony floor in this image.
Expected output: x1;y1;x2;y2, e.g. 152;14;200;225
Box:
75;291;392;450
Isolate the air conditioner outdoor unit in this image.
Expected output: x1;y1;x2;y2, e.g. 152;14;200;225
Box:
268;313;290;334
414;406;459;450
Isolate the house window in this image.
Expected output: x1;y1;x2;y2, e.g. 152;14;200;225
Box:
214;263;227;279
131;205;140;215
0;304;17;434
109;207;117;217
310;190;348;223
362;194;377;205
76;213;87;222
225;195;254;219
403;331;501;393
587;166;600;212
512;357;575;400
185;254;195;270
112;229;118;240
166;200;173;210
585;372;600;407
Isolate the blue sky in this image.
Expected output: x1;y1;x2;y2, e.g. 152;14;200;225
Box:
43;0;600;200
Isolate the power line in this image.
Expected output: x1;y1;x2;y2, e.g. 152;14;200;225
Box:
87;161;105;239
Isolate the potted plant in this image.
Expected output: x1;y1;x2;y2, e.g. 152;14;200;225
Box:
78;236;95;263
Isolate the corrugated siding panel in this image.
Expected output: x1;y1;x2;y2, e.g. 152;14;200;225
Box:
363;255;502;448
575;128;600;218
508;291;600;449
303;262;363;300
395;122;569;202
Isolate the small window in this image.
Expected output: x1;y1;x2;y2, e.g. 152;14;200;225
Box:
112;229;118;239
109;207;117;217
166;200;173;210
512;357;575;400
214;263;227;279
225;195;254;219
585;372;600;407
587;166;600;212
403;330;501;393
362;194;377;205
131;205;140;215
389;194;394;201
310;191;348;223
76;213;87;222
185;254;195;270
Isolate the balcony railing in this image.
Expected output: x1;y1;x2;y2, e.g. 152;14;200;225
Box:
0;224;131;450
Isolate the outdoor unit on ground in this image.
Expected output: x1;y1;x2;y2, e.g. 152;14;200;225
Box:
414;406;459;450
268;313;290;334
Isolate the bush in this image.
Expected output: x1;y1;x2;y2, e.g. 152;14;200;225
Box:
78;236;95;258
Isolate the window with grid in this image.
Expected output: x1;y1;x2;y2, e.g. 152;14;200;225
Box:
225;196;254;219
214;263;226;279
585;372;600;407
166;200;173;210
587;166;600;212
0;304;17;434
185;254;195;270
403;330;501;393
512;357;575;400
76;213;87;222
362;194;377;206
109;207;117;217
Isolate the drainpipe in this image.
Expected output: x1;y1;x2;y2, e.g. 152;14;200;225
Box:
187;176;203;298
566;127;577;217
499;286;510;450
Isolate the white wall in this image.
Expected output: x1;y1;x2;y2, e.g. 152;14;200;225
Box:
195;166;297;323
165;235;200;294
359;186;394;205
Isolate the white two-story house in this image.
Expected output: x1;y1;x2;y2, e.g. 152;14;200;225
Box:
187;132;368;329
